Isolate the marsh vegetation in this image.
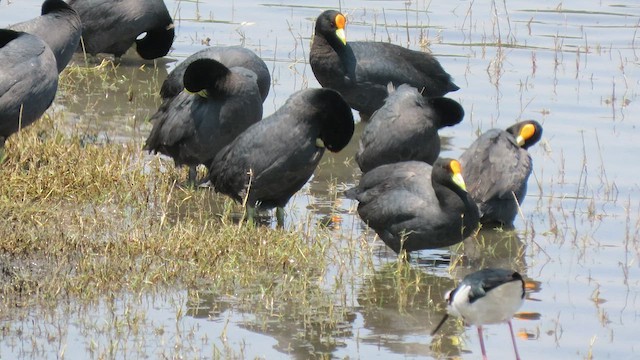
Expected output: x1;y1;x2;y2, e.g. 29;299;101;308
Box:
0;0;639;359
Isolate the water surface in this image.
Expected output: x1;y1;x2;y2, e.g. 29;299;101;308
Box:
1;0;639;359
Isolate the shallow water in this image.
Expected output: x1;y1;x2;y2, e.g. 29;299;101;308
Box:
1;0;640;359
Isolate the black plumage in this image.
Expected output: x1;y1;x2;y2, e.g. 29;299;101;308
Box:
459;120;543;227
356;84;464;173
144;58;263;183
209;88;354;227
454;269;525;305
310;10;459;118
8;0;82;73
0;29;58;148
345;158;479;254
68;0;174;59
160;46;271;103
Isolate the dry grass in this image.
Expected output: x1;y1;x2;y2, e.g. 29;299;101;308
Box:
0;60;393;358
0;113;336;314
0;111;387;358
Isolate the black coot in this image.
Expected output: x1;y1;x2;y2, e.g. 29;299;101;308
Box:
356;84;464;173
0;30;58;151
68;0;174;60
310;9;459;119
9;0;82;73
345;158;479;255
144;59;263;183
160;46;271;103
459;120;543;227
209;88;354;227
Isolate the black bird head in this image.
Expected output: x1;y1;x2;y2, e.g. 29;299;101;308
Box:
183;58;232;100
315;10;347;47
432;157;468;194
41;0;75;15
307;88;354;153
506;120;543;149
429;97;465;128
136;22;175;60
0;29;20;47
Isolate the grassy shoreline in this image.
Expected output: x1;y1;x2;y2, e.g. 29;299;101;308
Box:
0;112;344;312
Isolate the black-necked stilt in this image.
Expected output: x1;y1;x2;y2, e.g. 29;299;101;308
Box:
432;268;525;360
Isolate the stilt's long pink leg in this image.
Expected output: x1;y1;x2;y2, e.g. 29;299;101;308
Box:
507;320;521;360
477;326;488;360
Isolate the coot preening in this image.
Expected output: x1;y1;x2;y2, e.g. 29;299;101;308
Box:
0;30;58;151
356;84;464;173
310;9;459;119
432;268;526;360
9;0;82;73
144;58;263;184
209;88;354;227
68;0;174;60
160;46;271;103
459;120;543;227
345;158;479;255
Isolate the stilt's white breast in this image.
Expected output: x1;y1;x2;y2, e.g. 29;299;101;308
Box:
449;281;523;326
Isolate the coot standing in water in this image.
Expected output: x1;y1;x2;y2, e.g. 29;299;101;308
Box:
144;59;263;184
345;158;479;255
209;88;354;227
310;9;459;119
459;120;543;227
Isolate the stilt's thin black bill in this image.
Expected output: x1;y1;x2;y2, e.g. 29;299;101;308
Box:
431;313;449;336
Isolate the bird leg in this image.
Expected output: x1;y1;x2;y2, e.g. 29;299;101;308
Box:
477;326;488;360
187;166;198;186
275;207;285;228
508;320;521;360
